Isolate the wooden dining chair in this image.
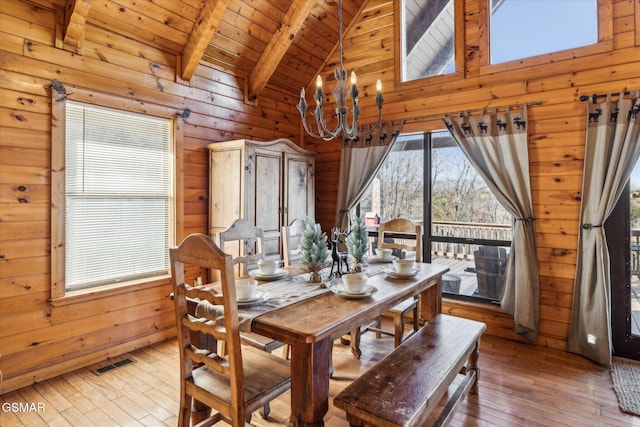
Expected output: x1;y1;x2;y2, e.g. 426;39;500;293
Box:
218;218;265;276
170;234;291;427
366;218;423;347
282;218;307;267
217;218;289;361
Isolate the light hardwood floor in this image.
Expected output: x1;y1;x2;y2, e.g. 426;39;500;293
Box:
1;319;639;427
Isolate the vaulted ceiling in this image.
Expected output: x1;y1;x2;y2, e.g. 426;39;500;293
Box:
61;0;368;100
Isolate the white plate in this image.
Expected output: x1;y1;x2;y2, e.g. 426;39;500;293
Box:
367;255;397;264
249;268;288;280
330;285;378;300
384;268;420;279
237;289;268;306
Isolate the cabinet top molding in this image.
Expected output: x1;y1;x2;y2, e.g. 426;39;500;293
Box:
207;138;316;156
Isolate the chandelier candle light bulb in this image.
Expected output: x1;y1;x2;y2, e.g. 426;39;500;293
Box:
315;75;323;105
350;72;358;102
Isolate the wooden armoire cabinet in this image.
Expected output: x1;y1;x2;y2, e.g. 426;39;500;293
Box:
207;138;315;259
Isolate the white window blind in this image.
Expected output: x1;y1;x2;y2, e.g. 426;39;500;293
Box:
65;102;173;291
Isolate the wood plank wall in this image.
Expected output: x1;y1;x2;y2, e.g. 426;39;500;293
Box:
311;0;640;349
0;0;299;393
0;0;638;394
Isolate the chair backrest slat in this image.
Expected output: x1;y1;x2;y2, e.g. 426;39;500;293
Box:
181;315;227;342
184;285;224;306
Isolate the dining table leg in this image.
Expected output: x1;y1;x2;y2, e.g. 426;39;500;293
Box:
420;277;443;323
289;337;332;427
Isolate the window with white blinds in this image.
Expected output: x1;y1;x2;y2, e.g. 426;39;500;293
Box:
65;102;174;291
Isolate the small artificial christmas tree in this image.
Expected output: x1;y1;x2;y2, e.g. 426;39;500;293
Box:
346;214;368;271
301;217;329;282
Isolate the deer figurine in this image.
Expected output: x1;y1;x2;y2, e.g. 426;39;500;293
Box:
330;227;350;277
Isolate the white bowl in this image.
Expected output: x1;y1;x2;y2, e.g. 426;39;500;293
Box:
235;278;258;300
258;259;279;275
342;273;368;294
375;248;393;259
392;259;415;274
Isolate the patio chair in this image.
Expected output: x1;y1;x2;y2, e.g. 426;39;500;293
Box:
170;234;291;426
473;245;507;300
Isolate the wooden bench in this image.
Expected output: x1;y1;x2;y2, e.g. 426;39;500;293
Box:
334;314;486;427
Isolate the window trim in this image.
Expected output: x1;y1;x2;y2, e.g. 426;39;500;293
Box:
479;0;613;73
394;0;612;88
393;0;466;90
50;85;184;302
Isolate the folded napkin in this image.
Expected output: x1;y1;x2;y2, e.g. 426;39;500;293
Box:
195;301;254;333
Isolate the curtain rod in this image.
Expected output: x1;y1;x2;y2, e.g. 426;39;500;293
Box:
579;91;631;103
406;101;543;123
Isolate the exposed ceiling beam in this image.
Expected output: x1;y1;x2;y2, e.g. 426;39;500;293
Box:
180;0;230;81
63;0;91;50
247;0;316;101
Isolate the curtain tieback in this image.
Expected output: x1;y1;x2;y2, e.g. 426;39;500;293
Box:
515;216;535;224
582;223;603;230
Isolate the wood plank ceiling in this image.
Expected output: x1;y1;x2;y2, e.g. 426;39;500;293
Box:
61;0;367;100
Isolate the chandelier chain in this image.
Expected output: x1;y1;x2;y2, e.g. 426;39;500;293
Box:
338;0;344;73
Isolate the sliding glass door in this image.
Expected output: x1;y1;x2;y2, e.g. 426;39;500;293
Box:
354;130;511;303
609;159;640;360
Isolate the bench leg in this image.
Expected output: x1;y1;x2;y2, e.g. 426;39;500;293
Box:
469;340;480;395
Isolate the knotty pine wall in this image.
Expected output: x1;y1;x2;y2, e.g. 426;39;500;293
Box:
0;0;638;394
311;0;640;350
0;0;299;393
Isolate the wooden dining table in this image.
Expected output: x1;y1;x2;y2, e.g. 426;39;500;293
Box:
250;262;450;427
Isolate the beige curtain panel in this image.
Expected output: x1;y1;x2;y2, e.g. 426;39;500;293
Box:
444;109;540;341
569;92;640;366
335;121;404;227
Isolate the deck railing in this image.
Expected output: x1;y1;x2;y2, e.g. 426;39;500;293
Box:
367;221;512;260
431;221;512;260
366;221;512;298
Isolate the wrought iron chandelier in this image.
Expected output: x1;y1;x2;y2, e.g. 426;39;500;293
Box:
296;0;383;141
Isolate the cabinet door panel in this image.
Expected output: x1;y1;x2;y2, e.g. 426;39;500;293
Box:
209;148;242;233
254;150;282;257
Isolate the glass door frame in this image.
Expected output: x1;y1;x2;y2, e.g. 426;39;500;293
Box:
608;181;640;359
